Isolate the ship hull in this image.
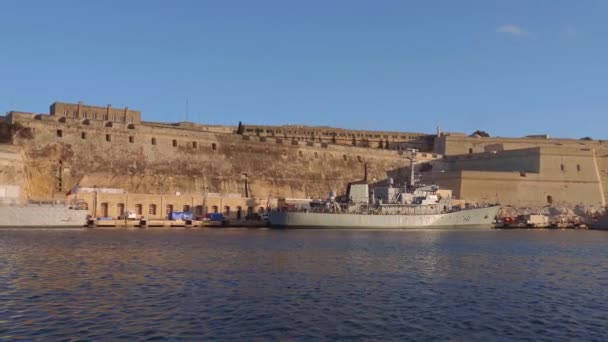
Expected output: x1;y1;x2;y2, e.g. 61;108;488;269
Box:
0;205;89;228
589;215;608;230
269;206;500;229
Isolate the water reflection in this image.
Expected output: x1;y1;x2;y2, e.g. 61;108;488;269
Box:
1;229;607;340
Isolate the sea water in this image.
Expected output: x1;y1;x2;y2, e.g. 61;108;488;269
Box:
1;228;607;340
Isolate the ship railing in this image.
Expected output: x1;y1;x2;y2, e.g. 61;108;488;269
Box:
278;202;498;216
26;199;68;206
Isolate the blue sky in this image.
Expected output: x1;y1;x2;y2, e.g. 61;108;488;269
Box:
1;0;607;138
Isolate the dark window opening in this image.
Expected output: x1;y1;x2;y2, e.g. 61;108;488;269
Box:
577;164;581;172
192;141;197;148
560;164;565;172
106;134;111;142
468;148;473;154
172;140;177;147
100;203;108;217
56;129;63;137
81;132;86;139
151;137;156;145
129;136;134;143
212;143;217;150
116;203;125;218
547;195;553;204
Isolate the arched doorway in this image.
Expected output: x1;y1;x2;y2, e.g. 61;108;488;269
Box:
117;203;125;218
100;203;108;217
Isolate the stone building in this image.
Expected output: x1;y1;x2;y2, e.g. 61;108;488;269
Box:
422;147;607;208
50;101;142;125
70;191;274;220
434;132;607;156
240;124;435;152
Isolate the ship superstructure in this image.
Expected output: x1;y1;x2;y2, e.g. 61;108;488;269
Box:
269;152;500;228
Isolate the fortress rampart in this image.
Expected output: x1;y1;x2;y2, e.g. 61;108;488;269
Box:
4;105;438;208
1;101;607;214
424;147;607;208
434;133;607;156
50;101;142;124
240;124;435;151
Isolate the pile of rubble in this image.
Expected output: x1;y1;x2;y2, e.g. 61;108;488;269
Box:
497;205;606;228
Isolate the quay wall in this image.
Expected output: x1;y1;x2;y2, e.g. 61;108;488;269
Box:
72;191;275;220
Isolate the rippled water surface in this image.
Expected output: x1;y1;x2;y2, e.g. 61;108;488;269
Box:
1;228;607;340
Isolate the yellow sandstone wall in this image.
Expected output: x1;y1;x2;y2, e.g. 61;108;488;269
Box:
8;112;422;202
3;102;607;210
427;147;605;207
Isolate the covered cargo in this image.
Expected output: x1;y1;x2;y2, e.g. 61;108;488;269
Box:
208;213;225;221
168;211;194;221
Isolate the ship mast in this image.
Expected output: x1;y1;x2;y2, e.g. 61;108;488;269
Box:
406;148;418;188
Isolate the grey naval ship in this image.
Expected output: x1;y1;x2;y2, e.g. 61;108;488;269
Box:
589;210;608;230
0;191;89;228
269;155;500;229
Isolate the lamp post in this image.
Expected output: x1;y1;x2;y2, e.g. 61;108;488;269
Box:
93;185;98;218
203;186;208;217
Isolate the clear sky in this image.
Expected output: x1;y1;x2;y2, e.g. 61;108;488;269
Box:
1;0;607;138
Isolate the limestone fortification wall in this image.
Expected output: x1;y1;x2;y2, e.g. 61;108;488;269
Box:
426;147;607;208
435;134;607;156
242;124;435;151
0;145;26;203
3;101;607;210
7;112;424;201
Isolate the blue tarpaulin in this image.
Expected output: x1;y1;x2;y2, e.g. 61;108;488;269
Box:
168;211;193;221
209;213;225;221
